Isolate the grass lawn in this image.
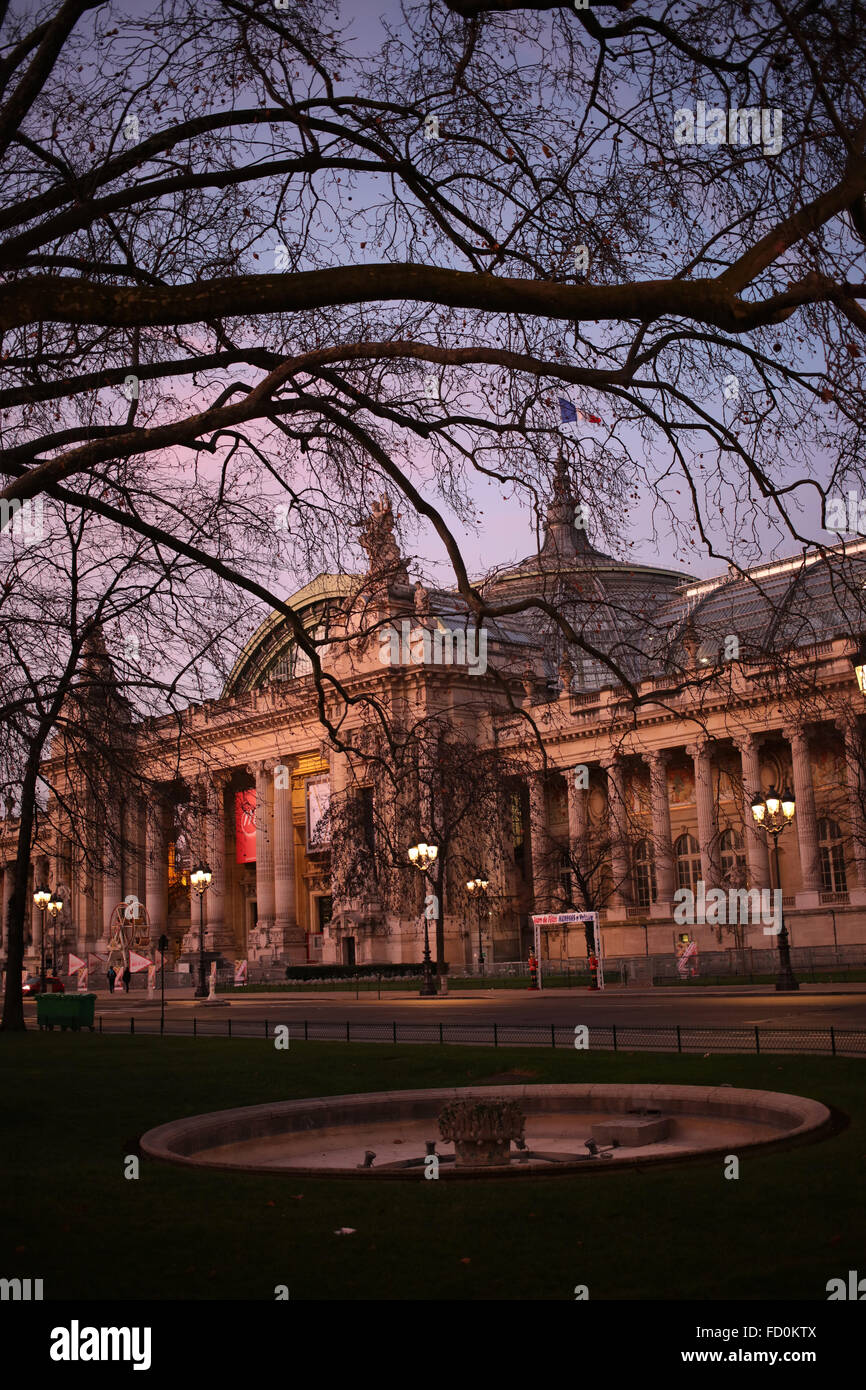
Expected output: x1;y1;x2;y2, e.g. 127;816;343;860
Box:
1;1035;863;1301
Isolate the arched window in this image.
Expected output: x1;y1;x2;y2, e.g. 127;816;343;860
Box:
675;833;701;893
818;818;847;893
719;828;747;886
632;839;657;908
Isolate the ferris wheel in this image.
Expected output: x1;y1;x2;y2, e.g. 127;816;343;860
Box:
107;894;151;968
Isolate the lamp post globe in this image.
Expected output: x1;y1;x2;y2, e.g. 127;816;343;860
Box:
190;864;212;999
33;884;51;991
47;893;63;979
408;841;438;997
750;786;799;992
465;873;489;975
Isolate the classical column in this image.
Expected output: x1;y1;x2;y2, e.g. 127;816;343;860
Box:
783;724;821;901
100;800;123;952
733;734;771;891
323;747;349;966
247;761;276;946
75;854;90;951
145;799;170;947
272;757;303;959
127;797;147;909
566;764;589;903
642;750;675;907
686;740;722;888
836;717;866;901
602;755;630;909
528;771;551;910
202;774;233;953
72;788;93;950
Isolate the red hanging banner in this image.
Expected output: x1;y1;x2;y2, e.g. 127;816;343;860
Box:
235;788;257;863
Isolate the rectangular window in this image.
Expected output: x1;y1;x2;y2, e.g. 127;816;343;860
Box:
559;848;572;901
360;787;375;855
821;845;847;894
306;777;331;850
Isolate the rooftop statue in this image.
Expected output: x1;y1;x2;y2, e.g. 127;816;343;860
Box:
358;495;410;588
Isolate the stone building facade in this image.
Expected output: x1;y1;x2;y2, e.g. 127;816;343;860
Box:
4;467;866;975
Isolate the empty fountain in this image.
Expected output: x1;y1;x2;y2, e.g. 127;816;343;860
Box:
140;1084;832;1179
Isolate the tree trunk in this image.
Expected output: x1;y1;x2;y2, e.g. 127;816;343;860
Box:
434;854;446;985
1;753;41;1031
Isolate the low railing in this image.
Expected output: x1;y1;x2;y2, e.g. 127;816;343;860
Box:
90;1013;866;1056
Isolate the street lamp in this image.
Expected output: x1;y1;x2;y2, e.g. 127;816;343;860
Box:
190;863;212;998
465;873;490;974
33;883;51;992
750;785;799;991
408;841;438;997
47;892;63;978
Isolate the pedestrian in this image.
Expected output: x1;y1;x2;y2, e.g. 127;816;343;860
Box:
106;965;117;993
122;965;131;993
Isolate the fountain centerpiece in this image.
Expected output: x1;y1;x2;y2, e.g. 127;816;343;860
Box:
438;1098;525;1167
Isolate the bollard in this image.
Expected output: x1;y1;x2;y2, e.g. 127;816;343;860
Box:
393;1021;397;1043
754;1025;760;1054
130;1017;134;1035
830;1026;836;1057
304;1019;308;1041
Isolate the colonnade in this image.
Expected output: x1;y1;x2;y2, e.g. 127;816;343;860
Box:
2;756;308;964
527;722;866;914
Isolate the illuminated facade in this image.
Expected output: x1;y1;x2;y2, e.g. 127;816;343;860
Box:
5;469;866;974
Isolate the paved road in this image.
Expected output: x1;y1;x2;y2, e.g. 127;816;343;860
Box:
63;985;866;1032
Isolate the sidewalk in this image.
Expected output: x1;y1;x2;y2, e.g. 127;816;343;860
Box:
69;980;866;1003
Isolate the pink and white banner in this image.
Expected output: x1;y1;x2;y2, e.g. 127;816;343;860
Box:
235;789;257;863
129;951;151;973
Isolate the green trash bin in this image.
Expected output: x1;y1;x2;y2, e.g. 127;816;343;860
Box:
37;992;96;1032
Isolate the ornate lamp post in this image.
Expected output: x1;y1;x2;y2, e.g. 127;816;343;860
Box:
190;863;212;998
47;892;63;976
33;883;51;991
751;786;799;992
408;841;438;997
465;873;490;974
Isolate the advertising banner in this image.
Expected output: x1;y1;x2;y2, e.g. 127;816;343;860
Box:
234;959;248;986
235;788;257;863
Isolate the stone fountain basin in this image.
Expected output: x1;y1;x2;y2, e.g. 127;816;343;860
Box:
139;1084;832;1179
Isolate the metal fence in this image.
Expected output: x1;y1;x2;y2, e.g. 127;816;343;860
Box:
37;942;866;993
91;1014;866;1056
